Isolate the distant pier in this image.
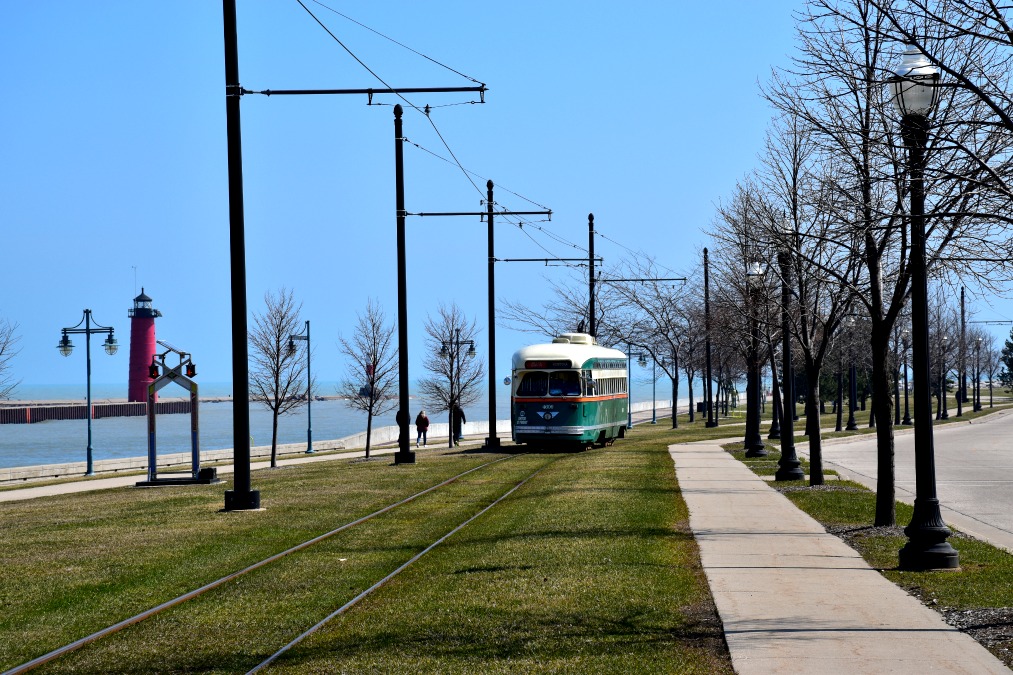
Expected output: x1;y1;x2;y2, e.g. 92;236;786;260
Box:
0;395;345;425
0;400;193;424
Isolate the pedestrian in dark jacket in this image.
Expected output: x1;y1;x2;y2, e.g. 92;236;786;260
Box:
415;410;430;447
452;404;466;446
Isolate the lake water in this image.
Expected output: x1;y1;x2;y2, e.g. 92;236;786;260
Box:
1;379;692;469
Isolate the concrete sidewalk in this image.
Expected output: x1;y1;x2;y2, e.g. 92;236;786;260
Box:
670;441;1007;674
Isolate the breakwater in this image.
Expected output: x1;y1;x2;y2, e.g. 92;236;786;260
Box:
0;400;192;424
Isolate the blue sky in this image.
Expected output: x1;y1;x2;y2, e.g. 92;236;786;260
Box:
6;1;1004;395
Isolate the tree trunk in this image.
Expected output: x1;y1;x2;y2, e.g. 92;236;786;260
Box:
768;345;782;440
671;378;679;429
271;409;279;468
805;364;824;485
835;369;844;432
687;370;695;424
365;411;373;459
870;327;896;527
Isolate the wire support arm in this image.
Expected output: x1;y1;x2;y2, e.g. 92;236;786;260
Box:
408;210;551;218
496;257;602;264
242;85;486;103
598;277;688;283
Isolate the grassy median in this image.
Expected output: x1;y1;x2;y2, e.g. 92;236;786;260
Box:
0;426;732;674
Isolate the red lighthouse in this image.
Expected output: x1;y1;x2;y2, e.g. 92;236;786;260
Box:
128;288;162;402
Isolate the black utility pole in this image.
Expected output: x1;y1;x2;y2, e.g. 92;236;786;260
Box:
960;286;967;406
410;196;550;451
704;248;716;427
220;2;485;481
485;181;499;449
222;0;258;510
394;105;413;464
588;214;596;338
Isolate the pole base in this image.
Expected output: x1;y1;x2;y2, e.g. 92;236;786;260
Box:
845;422;858;431
899;498;960;570
224;489;261;511
394;450;416;465
775;464;805;481
705;422;718;428
898;540;959;571
482;437;501;450
744;444;767;458
767;430;781;440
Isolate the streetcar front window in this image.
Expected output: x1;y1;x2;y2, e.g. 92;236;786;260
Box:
549;371;580;396
517;372;548;396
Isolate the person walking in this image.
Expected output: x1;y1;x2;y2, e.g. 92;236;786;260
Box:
452;404;466;446
415;410;430;447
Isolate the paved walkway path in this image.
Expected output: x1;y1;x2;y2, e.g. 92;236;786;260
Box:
670;440;1008;674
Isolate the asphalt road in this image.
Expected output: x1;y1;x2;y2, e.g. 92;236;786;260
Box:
811;408;1013;552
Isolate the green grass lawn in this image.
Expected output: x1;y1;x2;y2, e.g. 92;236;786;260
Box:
0;431;733;674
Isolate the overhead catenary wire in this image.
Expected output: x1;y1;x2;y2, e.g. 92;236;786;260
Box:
295;1;650;276
308;0;484;85
292;0;486;197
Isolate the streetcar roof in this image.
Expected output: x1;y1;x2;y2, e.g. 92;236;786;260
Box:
511;333;627;370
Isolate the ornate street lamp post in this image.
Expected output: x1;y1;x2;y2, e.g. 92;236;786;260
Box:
58;310;119;476
744;261;767;457
287;320;313;454
889;44;958;569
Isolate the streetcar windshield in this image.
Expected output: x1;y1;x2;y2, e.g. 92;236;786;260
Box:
517;372;548;396
549;371;580;396
516;370;581;396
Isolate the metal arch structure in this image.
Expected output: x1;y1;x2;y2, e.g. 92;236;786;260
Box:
136;342;218;487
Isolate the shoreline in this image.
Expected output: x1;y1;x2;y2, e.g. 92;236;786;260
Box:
0;400;685;485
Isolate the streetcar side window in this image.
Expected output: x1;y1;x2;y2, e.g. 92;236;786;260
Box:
517;372;548;396
549;371;580;396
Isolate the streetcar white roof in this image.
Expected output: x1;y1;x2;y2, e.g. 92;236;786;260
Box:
511;333;627;369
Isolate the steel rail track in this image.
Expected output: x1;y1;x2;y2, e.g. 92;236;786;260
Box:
248;460;552;673
3;455;519;675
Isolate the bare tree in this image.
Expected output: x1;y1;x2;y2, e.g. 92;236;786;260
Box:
604;257;702;429
777;0;1013;526
337;299;398;459
418;304;485;447
0;318;20;400
250;288;309;467
500;264;631;349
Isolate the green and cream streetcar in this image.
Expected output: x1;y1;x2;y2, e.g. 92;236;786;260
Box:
511;332;628;448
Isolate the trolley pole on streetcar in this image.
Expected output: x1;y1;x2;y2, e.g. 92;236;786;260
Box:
589;213;596;339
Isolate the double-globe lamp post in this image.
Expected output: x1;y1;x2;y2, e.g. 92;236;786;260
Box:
635;353;665;425
58;310;118;476
889;44;959;569
442;328;476;448
287;320;313;454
